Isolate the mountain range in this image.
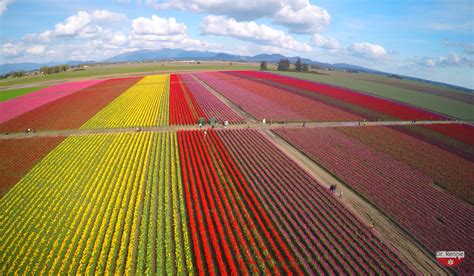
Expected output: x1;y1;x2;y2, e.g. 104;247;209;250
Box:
0;48;387;75
105;49;384;74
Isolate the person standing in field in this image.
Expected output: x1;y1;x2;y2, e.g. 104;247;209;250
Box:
339;190;344;199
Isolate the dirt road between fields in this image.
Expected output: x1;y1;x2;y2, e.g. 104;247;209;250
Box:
0;119;470;140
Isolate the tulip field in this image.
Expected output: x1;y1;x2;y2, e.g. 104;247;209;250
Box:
0;79;103;124
274;127;473;274
194;71;360;122
0;132;194;274
1;69;472;274
81;75;170;128
0;136;65;194
0;129;416;274
215;129;413;274
337;125;474;203
0;77;141;132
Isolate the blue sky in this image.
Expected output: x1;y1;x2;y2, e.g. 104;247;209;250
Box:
1;0;473;88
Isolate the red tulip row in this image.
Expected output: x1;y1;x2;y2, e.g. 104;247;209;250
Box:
169;74;205;125
177;129;303;275
389;124;474;163
337;125;474;204
0;136;65;196
179;74;244;124
217;129;414;275
0;77;141;133
274;127;473;274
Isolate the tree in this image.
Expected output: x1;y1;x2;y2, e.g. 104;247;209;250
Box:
302;63;309;72
277;59;290;71
295;57;303;72
260;60;268;70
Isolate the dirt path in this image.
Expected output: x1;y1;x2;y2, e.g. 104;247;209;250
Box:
261;129;448;274
0;119;469;140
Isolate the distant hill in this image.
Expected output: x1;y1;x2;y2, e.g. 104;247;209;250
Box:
104;48;377;73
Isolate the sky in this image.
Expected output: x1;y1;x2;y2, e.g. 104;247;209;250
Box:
1;0;473;88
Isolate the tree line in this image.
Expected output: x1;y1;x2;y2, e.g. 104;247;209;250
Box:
260;57;310;72
40;65;69;74
0;64;70;79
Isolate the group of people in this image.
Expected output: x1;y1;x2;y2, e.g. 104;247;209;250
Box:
329;184;343;199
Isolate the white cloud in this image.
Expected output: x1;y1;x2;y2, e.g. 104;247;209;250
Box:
129;15;213;51
1;43;24;58
110;33;128;47
412;53;473;68
412;57;437;68
53;11;93;37
311;34;339;50
273;2;330;33
443;40;474;55
52;10;125;37
7;12;216;63
201;15;311;52
0;0;14;15
132;15;186;36
437;53;473;67
348;42;388;60
22;10;125;44
147;0;330;33
129;33;210;50
90;10;126;22
26;45;45;55
147;0;282;20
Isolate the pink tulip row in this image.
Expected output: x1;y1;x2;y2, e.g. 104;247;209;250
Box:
0;80;103;124
179;74;244;123
275;127;473;274
218;129;414;274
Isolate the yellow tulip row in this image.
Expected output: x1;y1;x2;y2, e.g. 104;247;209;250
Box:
0;132;194;274
80;74;170;129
